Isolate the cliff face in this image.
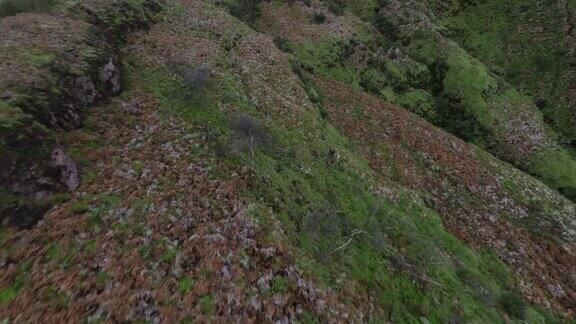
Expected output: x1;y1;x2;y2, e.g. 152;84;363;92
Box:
0;0;575;322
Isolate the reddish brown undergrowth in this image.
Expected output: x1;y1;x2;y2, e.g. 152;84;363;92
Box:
314;76;576;315
0;89;362;322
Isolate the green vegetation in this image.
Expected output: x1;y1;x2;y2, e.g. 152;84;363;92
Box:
0;103;58;227
441;52;496;127
0;262;30;304
293;38;363;90
127;27;560;321
0;46;55;68
529;148;576;199
227;0;262;24
178;276;195;294
198;294;214;315
1;0;575;321
279;0;576;202
0;0;54;17
397;89;436;122
0;279;23;304
270;275;288;293
437;0;576;145
75;0;164;42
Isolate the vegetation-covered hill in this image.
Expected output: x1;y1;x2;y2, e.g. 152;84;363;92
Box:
0;0;575;322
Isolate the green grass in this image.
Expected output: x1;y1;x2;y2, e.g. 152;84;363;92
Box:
529;148;576;201
130;58;560;323
198;294;214;315
0;280;23;304
178;276;195;294
163;246;178;263
270;275;288;294
292;39;363;90
0;261;31;304
120;3;566;320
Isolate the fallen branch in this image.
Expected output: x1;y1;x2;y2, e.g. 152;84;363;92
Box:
393;256;443;287
331;229;367;254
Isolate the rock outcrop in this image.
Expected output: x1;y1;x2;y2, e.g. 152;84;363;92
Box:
0;0;163;227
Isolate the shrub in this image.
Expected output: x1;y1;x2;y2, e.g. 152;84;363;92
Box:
397;89;437;123
228;0;262;24
229;114;272;156
0;0;53;17
182;63;210;91
325;0;345;15
273;35;292;53
360;67;388;95
311;12;326;24
300;202;352;258
498;292;527;319
167;61;211;98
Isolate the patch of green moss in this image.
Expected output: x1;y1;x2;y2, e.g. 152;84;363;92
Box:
441;52;496;127
0;46;56;68
397;89;436;122
529;148;576;201
198;294;214;315
178;276;195;294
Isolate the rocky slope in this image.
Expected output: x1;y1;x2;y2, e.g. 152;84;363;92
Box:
0;0;575;322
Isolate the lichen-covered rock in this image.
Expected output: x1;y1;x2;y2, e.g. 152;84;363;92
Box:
0;13;117;128
69;0;164;42
0;0;163;227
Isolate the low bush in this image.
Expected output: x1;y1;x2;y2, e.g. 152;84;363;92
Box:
167;61;211;99
228;0;262;24
325;0;345;15
229;114;272;156
498;292;527;319
273;35;293;53
0;0;54;17
311;12;326;24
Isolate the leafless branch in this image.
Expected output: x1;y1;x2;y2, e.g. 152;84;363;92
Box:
331;229;367;254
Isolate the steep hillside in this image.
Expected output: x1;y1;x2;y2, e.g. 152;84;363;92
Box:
0;0;575;322
255;0;576;202
431;0;576;147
